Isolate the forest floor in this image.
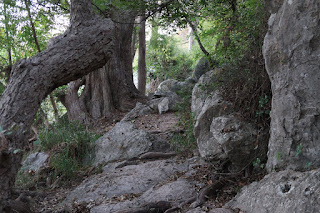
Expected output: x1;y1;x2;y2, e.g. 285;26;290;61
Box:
23;111;265;212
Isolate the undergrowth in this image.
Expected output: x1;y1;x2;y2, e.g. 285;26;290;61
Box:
37;118;100;180
171;89;196;153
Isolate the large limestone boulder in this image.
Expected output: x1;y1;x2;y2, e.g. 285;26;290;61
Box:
121;102;153;121
192;70;266;171
148;91;180;114
94;122;169;165
209;115;258;170
193;57;210;80
157;79;181;92
21;152;49;173
263;0;320;171
191;69;226;119
227;169;320;213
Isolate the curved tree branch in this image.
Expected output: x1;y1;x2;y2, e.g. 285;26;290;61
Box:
184;15;210;57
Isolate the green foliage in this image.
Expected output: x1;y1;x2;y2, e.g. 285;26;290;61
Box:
38;119;100;179
218;63;271;127
295;144;303;157
42;92;66;122
0;125;12;135
253;158;264;169
147;22;193;82
0;0;65;68
0;83;4;96
256;95;271;117
187;0;271;128
305;162;312;169
171;90;196;153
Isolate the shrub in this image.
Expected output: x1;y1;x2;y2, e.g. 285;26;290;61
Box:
171;89;196;153
37;118;100;179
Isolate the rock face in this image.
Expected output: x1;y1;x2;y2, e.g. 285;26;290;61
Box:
192;70;263;171
157;79;181;92
121;102;153;121
151;91;180;114
263;0;320;171
191;69;226;119
94;122;169;165
227;169;320;213
62;158;203;212
193;57;210;80
21;152;49;172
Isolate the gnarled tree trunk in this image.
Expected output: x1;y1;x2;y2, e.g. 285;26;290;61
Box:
61;10;143;123
0;0;114;203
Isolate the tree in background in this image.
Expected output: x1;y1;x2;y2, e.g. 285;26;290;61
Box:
138;14;146;95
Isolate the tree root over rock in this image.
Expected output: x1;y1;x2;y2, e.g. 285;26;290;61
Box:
114;180;226;213
115;152;177;169
190;180;226;208
114;201;172;213
139;152;177;160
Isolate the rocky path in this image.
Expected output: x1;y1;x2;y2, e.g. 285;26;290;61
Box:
24;102;245;213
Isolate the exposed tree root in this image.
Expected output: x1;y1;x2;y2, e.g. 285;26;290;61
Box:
115;152;177;169
190;180;226;208
114;201;172;213
139;152;177;160
164;196;196;213
115;160;139;169
114;179;226;213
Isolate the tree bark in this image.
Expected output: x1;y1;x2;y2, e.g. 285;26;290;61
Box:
25;0;59;122
138;14;147;95
103;10;143;111
49;94;59;120
58;79;92;123
131;21;138;62
81;66;114;120
61;10;143;123
188;25;194;51
0;0;114;202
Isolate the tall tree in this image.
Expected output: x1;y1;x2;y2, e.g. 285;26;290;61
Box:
24;0;41;52
138;14;146;95
0;0;114;204
3;1;12;67
60;8;143;124
188;25;194;51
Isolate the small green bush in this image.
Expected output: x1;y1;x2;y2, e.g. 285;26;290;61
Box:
38;119;100;179
147;28;193;82
171;90;196;152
